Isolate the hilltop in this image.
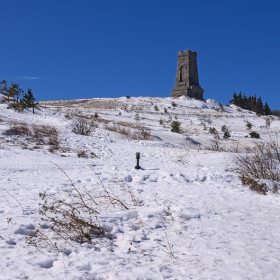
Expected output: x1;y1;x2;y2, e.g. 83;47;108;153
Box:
0;96;279;279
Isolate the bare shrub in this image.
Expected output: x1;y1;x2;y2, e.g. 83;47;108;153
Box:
72;117;96;136
205;139;224;151
234;141;280;181
27;164;138;251
4;121;32;136
110;176;141;206
228;140;240;153
233;134;280;194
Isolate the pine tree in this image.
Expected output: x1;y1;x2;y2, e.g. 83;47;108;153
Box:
171;121;181;133
0;80;9;102
264;102;271;115
242;93;247;109
229;92;237;104
256;97;264;115
8;83;24;104
22;89;36;113
237;92;243;107
221;125;227;132
223;129;231;139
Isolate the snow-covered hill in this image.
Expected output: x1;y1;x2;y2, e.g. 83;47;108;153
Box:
0;96;280;279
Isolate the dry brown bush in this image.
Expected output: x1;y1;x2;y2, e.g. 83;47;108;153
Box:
233;134;280;194
105;123;132;138
234;139;280;181
77;150;97;158
240;174;268;195
4;121;32;136
205;139;224;151
26;164;139;251
4;121;59;150
105;123;152;140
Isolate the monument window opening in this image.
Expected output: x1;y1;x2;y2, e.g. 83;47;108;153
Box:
179;66;183;82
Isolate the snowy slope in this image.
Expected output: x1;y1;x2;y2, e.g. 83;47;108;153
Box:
0;96;280;280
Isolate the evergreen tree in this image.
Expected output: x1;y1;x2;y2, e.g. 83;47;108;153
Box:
22;89;36;113
229;92;237;104
242;93;247;109
264;102;271;115
256;97;264;115
223;129;231;139
8;83;24;104
249;131;260;139
246;121;252;130
0;80;10;102
221;125;227;132
171;121;181;133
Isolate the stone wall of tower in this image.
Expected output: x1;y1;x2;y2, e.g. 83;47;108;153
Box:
171;50;204;100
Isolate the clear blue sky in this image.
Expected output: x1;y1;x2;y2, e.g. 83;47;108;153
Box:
1;0;280;109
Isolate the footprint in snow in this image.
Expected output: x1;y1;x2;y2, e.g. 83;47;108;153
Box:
14;224;36;236
37;259;54;269
6;240;17;245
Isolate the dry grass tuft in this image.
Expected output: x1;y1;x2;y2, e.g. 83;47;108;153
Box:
240;174;268;195
77;150;97;158
104;123;152;140
105;123;132;138
3;121;60;151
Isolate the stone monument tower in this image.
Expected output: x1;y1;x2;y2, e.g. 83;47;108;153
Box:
171;50;204;99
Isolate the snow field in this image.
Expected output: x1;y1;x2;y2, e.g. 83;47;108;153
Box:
0;97;280;279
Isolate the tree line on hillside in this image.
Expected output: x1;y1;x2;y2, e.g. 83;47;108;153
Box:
229;92;272;115
0;80;37;113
